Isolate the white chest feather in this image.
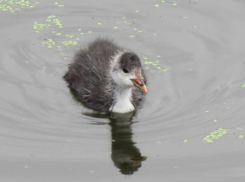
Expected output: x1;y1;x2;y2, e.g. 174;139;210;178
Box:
110;87;135;113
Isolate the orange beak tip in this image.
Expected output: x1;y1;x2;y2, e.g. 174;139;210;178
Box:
141;85;147;93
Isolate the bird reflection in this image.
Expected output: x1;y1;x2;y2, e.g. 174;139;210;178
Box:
83;111;147;175
109;112;147;175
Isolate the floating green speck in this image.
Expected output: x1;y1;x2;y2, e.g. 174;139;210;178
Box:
162;68;169;72
161;0;165;3
205;110;209;113
41;38;56;48
157;55;161;58
143;57;148;60
203;128;228;143
114;27;118;29
130;35;135;38
135;10;139;13
122;17;126;19
238;135;244;139
172;2;177;6
242;84;245;88
184;139;188;143
155;4;159;7
97;22;102;25
138;30;142;33
213;120;218;123
88;31;92;33
0;0;38;13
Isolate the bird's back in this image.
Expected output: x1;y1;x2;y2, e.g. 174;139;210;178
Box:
64;38;123;111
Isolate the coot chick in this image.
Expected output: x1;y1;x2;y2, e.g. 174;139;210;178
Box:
64;38;147;113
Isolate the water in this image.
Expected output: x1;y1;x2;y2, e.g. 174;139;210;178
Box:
1;0;245;181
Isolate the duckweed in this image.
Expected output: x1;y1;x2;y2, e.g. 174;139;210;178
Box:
238;135;244;139
41;39;56;48
203;128;228;143
62;40;78;46
33;22;51;33
143;59;169;72
66;35;75;38
161;68;169;72
45;15;63;28
34;15;63;33
52;31;62;36
0;0;38;13
172;2;177;6
130;35;135;38
54;2;64;7
242;83;245;88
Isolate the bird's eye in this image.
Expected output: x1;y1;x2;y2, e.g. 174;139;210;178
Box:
122;68;129;73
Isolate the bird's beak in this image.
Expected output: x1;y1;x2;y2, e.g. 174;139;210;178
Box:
131;70;147;93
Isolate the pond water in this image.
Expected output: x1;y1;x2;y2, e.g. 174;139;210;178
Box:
1;0;245;181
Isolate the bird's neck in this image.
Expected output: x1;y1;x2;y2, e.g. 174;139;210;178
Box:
110;86;135;113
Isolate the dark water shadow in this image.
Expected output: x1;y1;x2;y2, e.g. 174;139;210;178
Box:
84;112;147;175
109;112;147;175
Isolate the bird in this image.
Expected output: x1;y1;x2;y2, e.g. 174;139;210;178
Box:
63;38;147;113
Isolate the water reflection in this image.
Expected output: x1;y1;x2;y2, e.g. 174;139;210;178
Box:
83;111;147;174
109;112;147;175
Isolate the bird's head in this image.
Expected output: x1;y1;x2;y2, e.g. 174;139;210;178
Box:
111;52;147;93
